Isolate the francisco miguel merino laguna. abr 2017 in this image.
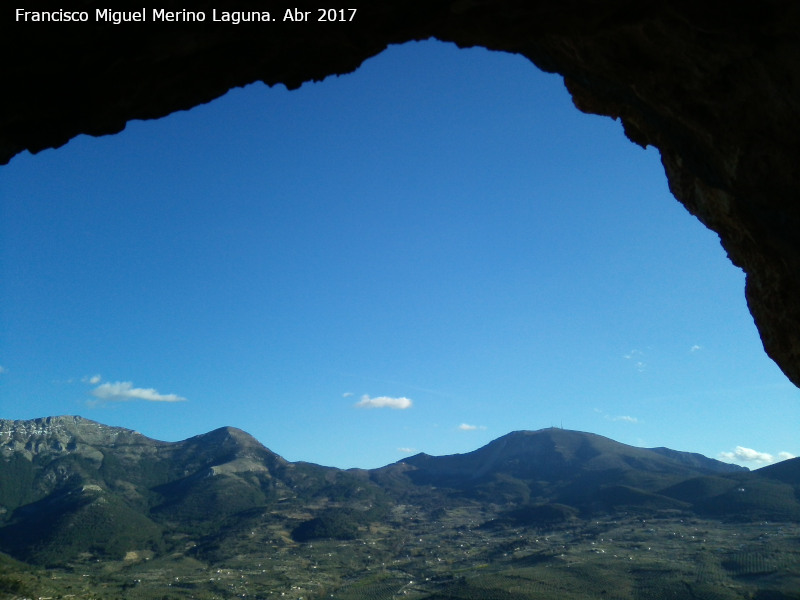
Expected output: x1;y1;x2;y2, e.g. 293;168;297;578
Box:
15;8;279;25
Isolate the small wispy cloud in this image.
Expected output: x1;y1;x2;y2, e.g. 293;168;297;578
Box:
718;446;793;465
342;392;354;398
611;415;638;423
90;381;187;404
398;447;417;454
597;409;638;424
458;423;486;431
82;374;102;385
690;344;702;353
0;365;6;374
354;395;412;410
623;349;646;372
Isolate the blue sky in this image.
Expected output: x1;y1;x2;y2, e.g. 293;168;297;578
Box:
1;40;798;469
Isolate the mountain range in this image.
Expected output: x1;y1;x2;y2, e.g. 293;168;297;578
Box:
1;416;798;568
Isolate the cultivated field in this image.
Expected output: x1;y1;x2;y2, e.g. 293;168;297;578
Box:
2;506;798;599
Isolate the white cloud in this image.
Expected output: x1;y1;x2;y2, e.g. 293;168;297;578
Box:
91;381;187;403
342;392;354;398
720;447;796;465
690;345;702;353
719;446;774;464
458;423;486;431
397;447;416;454
82;374;102;385
354;395;412;410
611;415;638;423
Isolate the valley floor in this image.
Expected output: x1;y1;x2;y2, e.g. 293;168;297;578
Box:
2;510;799;600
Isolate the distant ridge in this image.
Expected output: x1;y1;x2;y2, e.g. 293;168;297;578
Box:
393;428;744;481
755;455;800;483
0;419;747;475
376;428;750;510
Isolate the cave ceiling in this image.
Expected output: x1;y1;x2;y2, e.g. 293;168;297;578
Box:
3;1;800;386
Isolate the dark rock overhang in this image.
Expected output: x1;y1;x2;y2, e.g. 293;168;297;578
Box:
3;1;800;386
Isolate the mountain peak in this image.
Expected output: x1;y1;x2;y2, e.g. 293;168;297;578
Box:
189;425;274;454
0;415;153;461
400;427;745;489
174;424;287;476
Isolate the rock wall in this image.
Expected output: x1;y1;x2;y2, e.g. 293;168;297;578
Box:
3;1;800;385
